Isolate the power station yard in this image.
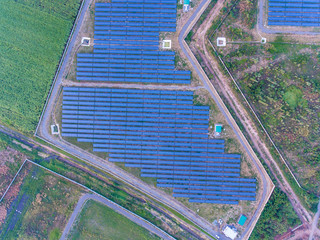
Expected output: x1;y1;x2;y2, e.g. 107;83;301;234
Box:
43;0;267;237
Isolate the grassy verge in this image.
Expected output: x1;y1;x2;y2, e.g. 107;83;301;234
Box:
67;199;161;240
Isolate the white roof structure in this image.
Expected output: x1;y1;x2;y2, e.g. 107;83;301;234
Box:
81;37;90;46
217;37;226;47
162;40;172;49
51;124;60;135
222;226;237;240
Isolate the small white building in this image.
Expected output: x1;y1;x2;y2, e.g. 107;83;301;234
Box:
81;37;90;46
183;0;190;12
222;226;238;240
214;124;223;137
51;124;60;135
217;37;226;47
162;40;172;49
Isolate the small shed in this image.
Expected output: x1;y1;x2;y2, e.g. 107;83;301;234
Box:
217;37;226;47
183;0;190;12
238;215;247;226
214;124;223;137
222;226;238;240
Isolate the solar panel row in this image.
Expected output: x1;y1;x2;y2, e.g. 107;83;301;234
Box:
84;136;223;143
156;179;256;186
268;0;320;26
173;189;256;197
109;152;240;159
112;159;239;168
157;183;255;191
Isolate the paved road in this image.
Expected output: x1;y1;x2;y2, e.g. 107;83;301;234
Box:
60;193;175;240
177;0;274;239
309;198;320;240
35;1;218;239
257;0;320;35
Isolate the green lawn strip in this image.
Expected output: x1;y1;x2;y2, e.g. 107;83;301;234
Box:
68;199;160;240
0;0;80;134
156;201;217;240
0;132;40;159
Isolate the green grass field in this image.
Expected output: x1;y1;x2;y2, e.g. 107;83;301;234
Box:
68;199;161;240
0;0;80;134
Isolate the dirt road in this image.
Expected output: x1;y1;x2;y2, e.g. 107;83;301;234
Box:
63;79;204;91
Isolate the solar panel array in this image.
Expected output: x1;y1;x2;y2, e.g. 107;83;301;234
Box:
268;0;320;26
62;87;256;204
76;0;191;84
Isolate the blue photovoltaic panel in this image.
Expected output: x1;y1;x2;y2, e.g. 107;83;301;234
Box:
268;0;320;26
157;184;255;192
172;189;256;196
73;1;189;84
63;0;257;204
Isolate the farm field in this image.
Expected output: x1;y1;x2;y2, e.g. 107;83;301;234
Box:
0;0;81;134
0;161;84;240
203;0;320;205
67;199;161;240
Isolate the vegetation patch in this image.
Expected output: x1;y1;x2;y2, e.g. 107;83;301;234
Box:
0;0;80;134
0;162;84;239
0;147;26;197
250;188;301;240
283;85;305;109
67;199;160;240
